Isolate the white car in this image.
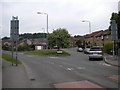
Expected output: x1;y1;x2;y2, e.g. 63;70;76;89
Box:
77;47;83;52
89;46;103;60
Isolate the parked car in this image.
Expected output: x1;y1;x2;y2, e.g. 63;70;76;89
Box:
84;48;90;54
88;46;103;60
77;47;83;52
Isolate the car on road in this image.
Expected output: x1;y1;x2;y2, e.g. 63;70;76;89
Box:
84;48;90;54
77;47;83;52
88;46;103;60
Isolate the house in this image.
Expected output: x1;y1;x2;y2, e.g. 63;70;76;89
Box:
84;30;103;46
94;29;111;46
84;29;111;47
70;36;84;47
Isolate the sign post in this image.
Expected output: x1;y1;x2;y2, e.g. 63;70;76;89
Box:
111;20;118;56
10;16;19;66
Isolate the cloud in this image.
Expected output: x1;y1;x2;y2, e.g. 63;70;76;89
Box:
1;0;119;37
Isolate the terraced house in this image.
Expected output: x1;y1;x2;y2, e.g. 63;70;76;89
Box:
84;29;111;47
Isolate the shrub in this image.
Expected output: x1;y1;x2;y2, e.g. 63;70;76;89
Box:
103;41;113;54
2;44;10;50
18;44;35;51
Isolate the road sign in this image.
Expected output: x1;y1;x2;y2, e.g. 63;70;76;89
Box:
111;20;118;41
10;16;19;66
10;16;19;41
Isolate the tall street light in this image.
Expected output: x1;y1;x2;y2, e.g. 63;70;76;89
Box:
82;20;91;34
37;12;49;49
82;20;91;48
37;12;49;34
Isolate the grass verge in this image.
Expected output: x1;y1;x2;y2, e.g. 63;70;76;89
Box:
2;53;22;65
25;50;70;56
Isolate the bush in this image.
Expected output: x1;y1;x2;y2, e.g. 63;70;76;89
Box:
2;44;10;50
18;44;35;51
103;41;113;54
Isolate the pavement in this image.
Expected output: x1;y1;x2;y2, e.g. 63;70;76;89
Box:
2;60;31;88
104;54;120;67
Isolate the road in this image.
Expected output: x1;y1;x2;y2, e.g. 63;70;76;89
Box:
3;48;119;88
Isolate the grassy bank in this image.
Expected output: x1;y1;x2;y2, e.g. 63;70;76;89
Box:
2;53;22;65
25;50;70;56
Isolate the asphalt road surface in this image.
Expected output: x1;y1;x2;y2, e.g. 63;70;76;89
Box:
3;48;119;88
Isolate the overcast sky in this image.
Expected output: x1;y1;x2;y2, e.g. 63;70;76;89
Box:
1;0;120;37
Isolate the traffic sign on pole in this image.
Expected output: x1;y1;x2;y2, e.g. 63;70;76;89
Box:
111;20;118;41
10;16;19;66
10;16;19;41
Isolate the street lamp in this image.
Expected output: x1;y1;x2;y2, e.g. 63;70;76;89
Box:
37;12;49;34
82;20;91;34
82;20;91;48
37;12;49;49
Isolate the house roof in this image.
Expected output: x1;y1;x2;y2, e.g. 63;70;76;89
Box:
102;29;110;35
84;30;103;38
95;29;110;37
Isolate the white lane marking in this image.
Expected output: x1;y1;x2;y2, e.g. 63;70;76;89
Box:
66;68;74;71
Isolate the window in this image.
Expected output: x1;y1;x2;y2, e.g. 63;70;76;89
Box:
101;36;104;39
106;35;109;39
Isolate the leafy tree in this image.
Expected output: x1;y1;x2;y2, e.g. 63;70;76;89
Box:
109;12;120;39
19;33;47;39
74;35;82;38
75;40;82;47
18;44;35;51
2;37;10;40
48;28;70;50
103;41;113;54
2;44;10;50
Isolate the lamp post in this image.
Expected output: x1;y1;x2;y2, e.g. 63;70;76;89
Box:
82;20;91;34
37;12;49;49
37;12;49;34
82;20;91;48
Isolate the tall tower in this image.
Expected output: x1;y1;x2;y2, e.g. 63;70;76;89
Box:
10;16;19;41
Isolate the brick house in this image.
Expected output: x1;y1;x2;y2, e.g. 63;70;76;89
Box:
84;30;103;47
70;36;84;47
94;29;111;46
84;29;111;47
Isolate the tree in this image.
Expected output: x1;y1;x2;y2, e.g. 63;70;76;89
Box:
75;40;82;47
48;28;70;49
74;35;82;38
2;37;10;40
19;33;47;39
109;12;120;39
103;41;113;54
